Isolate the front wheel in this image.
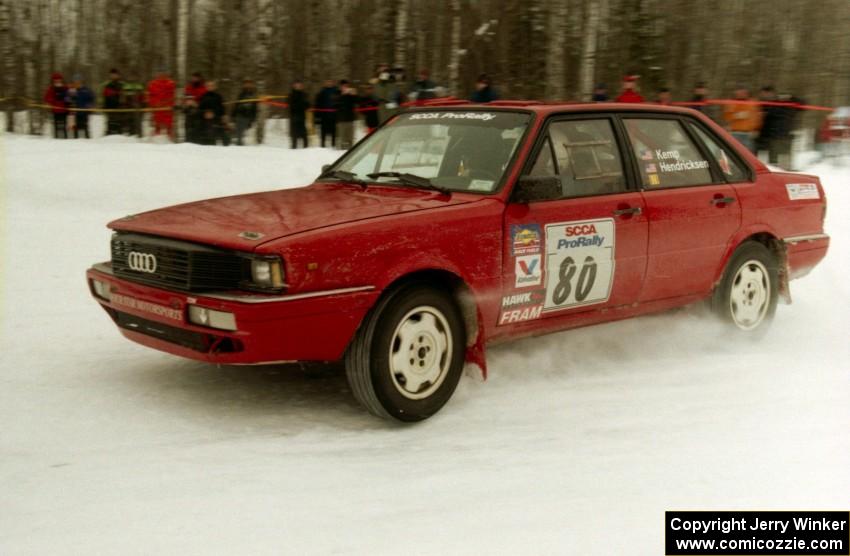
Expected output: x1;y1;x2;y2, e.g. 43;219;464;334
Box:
711;241;779;332
345;284;466;422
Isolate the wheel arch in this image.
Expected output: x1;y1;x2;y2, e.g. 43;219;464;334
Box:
349;267;488;377
718;230;790;303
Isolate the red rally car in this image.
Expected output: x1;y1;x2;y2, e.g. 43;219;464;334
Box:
87;102;829;421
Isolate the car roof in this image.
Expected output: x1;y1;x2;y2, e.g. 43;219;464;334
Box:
405;100;704;117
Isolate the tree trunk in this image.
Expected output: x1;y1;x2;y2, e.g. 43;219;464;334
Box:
577;0;600;101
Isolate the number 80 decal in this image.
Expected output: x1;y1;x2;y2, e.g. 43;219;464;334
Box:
544;219;615;312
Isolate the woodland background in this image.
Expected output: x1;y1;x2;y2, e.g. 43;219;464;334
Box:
1;0;849;107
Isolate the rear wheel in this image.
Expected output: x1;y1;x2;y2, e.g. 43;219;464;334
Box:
345;284;466;422
711;241;779;332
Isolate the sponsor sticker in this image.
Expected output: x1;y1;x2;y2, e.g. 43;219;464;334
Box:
515;254;542;288
786;183;820;200
111;293;182;321
543;219;615;312
500;289;545;308
407;112;497;121
499;304;543;325
648;173;661;186
469;179;494;191
645;163;657;173
640;148;654;160
511;224;542;256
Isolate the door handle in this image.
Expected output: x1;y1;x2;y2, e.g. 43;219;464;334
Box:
711;197;736;205
612;206;642;216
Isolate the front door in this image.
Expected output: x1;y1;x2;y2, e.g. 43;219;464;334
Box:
500;117;649;328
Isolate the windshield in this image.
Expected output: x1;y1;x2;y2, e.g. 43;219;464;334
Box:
327;111;531;193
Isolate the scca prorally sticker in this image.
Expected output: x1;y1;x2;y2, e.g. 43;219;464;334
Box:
515;254;542;288
511;224;542;256
407;112;497;121
786;183;820;200
543;219;615;312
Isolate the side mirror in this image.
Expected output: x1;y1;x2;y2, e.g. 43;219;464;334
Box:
512;175;561;204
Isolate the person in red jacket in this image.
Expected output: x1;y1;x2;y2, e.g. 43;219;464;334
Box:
615;75;645;103
183;72;207;143
147;70;176;140
43;72;70;139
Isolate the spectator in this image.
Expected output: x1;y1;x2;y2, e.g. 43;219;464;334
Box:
197;80;229;146
757;86;797;166
314;79;339;148
411;69;437;102
43;72;69;139
592;83;609;102
615;75;644;103
146;70;176;140
184;72;207;144
690;81;709;113
721;86;761;153
123;76;145;137
336;80;358;150
372;65;403;123
67;75;95;139
231;79;257;146
359;84;381;133
470;74;499;103
655;87;672;105
102;68;124;135
288;79;310;149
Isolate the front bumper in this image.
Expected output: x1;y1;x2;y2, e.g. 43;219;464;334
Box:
87;263;379;364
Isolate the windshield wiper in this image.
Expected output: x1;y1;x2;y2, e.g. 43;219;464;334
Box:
319;169;368;189
366;172;451;195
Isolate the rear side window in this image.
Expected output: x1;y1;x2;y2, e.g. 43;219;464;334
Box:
526;118;626;199
689;123;748;182
623;118;713;188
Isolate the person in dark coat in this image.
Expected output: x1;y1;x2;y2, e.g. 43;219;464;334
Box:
359;84;381;133
592;83;609;102
197;80;229;146
690;81;709;113
183;72;207;143
314;79;339;148
336;80;358;150
231;79;257;146
102;68;124;135
757;87;800;167
470;74;499;103
67;75;95;139
43;72;69;139
411;69;437;102
288;80;310;149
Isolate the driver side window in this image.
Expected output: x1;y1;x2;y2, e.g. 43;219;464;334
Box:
525;119;626;200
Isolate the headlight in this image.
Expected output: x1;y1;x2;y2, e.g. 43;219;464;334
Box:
187;305;237;331
248;256;286;290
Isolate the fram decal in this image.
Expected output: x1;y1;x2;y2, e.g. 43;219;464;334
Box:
515;254;542;288
786;183;820;200
499;304;543;324
501;289;545;308
511;224;542;255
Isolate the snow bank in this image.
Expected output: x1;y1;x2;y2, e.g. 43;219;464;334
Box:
1;136;847;555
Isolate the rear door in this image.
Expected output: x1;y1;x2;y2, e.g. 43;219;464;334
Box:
500;115;648;328
620;116;742;302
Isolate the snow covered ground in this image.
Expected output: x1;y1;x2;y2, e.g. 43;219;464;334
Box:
1;134;848;555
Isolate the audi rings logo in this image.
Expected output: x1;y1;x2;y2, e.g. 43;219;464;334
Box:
127;252;158;273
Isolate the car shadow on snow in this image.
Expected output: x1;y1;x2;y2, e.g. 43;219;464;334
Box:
118;357;392;432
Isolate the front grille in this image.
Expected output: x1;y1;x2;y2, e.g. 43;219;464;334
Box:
113;310;243;353
112;233;245;292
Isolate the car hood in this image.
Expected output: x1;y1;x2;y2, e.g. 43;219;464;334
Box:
109;182;479;250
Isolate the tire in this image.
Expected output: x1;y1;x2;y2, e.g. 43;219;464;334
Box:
345;283;466;422
711;241;779;332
